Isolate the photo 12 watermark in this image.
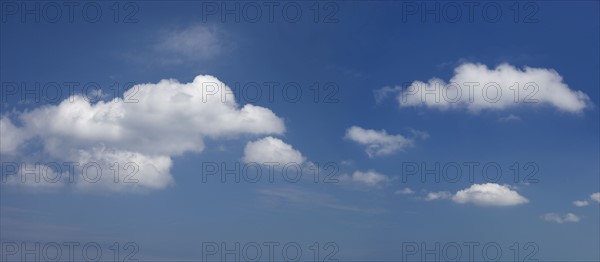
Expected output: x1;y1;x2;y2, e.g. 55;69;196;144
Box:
1;241;140;262
401;241;539;262
1;161;140;185
399;1;539;24
202;81;340;104
199;1;340;24
0;1;140;23
400;161;540;184
200;161;340;184
201;241;339;262
1;81;140;104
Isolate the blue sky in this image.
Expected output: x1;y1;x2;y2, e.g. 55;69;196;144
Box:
1;1;599;261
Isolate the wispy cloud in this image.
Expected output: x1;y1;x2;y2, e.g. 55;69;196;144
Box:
541;213;580;224
257;187;384;214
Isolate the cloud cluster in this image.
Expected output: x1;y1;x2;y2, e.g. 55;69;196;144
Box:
1;75;285;191
572;192;600;207
394;63;590;113
345;126;422;158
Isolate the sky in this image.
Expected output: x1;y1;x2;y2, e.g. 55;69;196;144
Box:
0;1;599;261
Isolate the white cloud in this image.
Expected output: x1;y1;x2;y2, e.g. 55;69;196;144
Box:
425;191;452;201
397;63;590;113
351;170;389;187
590;192;600;203
345;126;421;157
573;200;589;207
452;183;529;207
395;188;415;195
243;137;305;165
573;192;600;206
541;213;580;224
1;75;285;192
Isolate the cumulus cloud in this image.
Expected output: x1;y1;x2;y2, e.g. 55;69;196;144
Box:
573;200;589;207
345;126;424;157
541;213;580;224
452;183;529;206
396;63;590;113
0;75;285;192
243;137;305;165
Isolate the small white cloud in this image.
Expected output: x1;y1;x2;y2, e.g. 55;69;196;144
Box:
395;188;415;195
351;170;389;187
340;170;390;188
242;137;305;165
452;183;529;207
590;192;600;203
425;191;452;201
573;200;589;207
397;63;591;113
541;213;580;224
345;126;418;158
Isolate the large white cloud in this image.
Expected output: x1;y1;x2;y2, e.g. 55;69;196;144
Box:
345;126;419;158
242;136;304;165
451;183;529;207
0;75;285;191
397;63;591;113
